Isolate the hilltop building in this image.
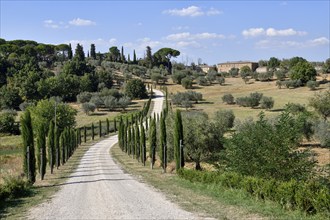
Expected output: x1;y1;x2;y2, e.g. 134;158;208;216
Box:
217;61;258;73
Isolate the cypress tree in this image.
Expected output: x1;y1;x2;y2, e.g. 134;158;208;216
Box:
118;119;123;150
131;126;135;158
54;124;60;169
174;110;184;170
68;43;73;60
135;123;140;161
149;118;156;169
128;125;132;155
159;114;167;172
90;44;96;59
123;123;127;153
20;110;36;183
47;120;55;174
145;116;148;131
60;130;65;165
36;124;46;180
99;120;102;138
140;124;146;166
84;126;87;143
91;123;95;140
106;118;110;134
133;49;137;64
66;128;70;160
114;118;117;133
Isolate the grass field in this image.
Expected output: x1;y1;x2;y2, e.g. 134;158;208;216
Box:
165;77;329;120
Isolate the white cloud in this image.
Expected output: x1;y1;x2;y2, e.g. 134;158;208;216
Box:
207;7;223;16
166;32;225;41
255;37;329;49
242;28;265;37
163;6;221;17
176;41;200;48
69;18;96;26
243;27;307;37
173;26;189;31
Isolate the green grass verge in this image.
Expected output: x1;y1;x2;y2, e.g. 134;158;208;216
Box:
111;143;326;220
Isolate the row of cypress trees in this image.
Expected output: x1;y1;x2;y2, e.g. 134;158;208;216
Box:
118;87;185;172
20;110;81;184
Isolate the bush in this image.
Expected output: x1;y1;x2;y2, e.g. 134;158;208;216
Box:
0;175;31;201
285;103;307;114
222;93;234;104
214;110;235;131
217;76;225;85
89;95;104;110
0;110;19;134
171;71;187;84
125;79;148;99
275;70;286;81
103;95;117;111
197;76;209;86
77;92;93;103
306;80;320;90
236;92;263;108
81;102;96;115
181;77;193;89
314;121;330;147
260;96;274;110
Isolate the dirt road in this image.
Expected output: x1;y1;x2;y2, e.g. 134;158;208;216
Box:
28;89;198;219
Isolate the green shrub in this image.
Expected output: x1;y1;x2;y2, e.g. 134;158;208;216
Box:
306;80;320;90
222;93;234;104
0;176;31;201
181;77;193;89
275;180;298;210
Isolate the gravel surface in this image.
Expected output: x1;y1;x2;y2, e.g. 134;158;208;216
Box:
28;89;199;220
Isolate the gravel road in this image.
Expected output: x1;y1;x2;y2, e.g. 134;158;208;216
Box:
28;89;199;219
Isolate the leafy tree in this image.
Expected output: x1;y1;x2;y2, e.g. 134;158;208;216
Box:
47;120;55;174
260;96;274;110
104;96;117;111
153;47;180;72
289;61;316;83
117;97;131;111
90;95;103;110
90;44;96;59
309;90;330;121
214;110;235;132
149;118;156;169
222;93;234;104
275;70;286;81
77;92;92;103
109;46;120;62
125;79;148;99
240;65;252;75
322;58;330;74
0;110;19;134
225;112;315;181
229;67;239;77
68;43;73;60
285;103;307;115
268;57;280;71
82;102;96;115
20;110;36;183
197;76;209;86
97;70;113;89
171;71;186;84
217;76;225;85
133;50;137;64
0;86;22;110
183;112;222;170
314;121;330;147
306;80;320;90
181;77;192;89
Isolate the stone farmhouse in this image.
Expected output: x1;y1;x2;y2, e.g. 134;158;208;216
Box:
217;61;258;73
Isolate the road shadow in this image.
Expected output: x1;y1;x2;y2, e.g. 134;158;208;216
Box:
38;178;133;188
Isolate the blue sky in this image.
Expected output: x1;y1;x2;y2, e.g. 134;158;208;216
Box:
1;0;329;65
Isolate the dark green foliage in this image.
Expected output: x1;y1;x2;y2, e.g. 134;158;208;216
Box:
83;126;87;143
260;96;274;110
135;123;140;161
222;93;234;105
90;44;96;59
60;130;65;164
174;110;184;170
178;169;330;216
159;113;167;172
225;112;316;181
54;124;60;168
285;103;307;114
236;92;263;108
289;61;317;83
0;110;19;134
36;124;46;180
314;121;330;147
140;124;146;166
214;110;235;132
99;120;102;137
309;90;330;121
106;118;110;134
171;71;187;84
128;125;132;155
20;110;36;183
131;126;135;157
149;118;156;169
114;118;117;133
47;120;55;174
125;79;148;99
91;123;95;140
0;176;31;202
181;77;193;89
